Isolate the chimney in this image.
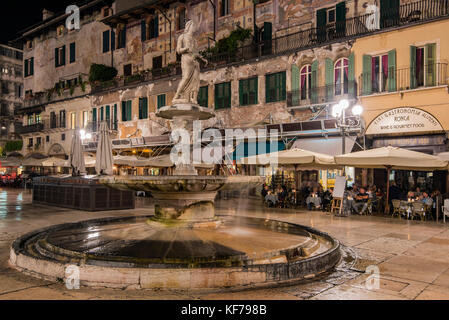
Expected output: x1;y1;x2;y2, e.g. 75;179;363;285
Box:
42;9;54;21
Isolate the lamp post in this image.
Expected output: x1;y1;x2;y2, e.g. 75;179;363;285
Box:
332;99;363;155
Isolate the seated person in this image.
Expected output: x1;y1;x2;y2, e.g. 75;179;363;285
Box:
265;191;278;207
352;187;369;215
420;191;433;207
306;187;322;210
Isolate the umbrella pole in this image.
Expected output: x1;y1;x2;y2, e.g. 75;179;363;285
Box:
385;167;391;214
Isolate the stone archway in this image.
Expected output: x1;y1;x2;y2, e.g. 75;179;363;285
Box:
48;143;66;158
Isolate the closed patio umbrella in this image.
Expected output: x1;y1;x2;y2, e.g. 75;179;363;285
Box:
95;122;113;175
335;146;448;213
70;128;86;176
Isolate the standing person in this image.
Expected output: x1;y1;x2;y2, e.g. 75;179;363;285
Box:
322;188;334;212
261;184;269;203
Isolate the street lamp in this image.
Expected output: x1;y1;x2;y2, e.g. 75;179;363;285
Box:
332;100;363;155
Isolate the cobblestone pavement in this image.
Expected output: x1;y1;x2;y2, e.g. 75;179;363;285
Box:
1;188;449;300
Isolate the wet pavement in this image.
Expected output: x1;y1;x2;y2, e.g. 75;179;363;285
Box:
1;188;449;300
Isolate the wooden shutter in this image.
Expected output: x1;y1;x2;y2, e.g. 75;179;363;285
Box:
336;2;346;36
388;49;397;92
239;80;244;106
325;58;334;101
225;82;231;108
55;48;59;67
311;61;318;103
30;58;34;75
138;98;143;119
426;43;436;86
111;30;116;50
113;104;117;129
362;54;372;95
280;72;286;101
70;42;76;63
154;15;159;38
251;77;258;104
121;101;126;121
141;20;146;42
24;60;29;77
316;8;327;42
126;100;132;121
103;30;110;53
410;46;417;89
348;53;355;97
291;65;300;106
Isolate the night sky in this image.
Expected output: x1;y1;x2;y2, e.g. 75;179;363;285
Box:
1;0;87;45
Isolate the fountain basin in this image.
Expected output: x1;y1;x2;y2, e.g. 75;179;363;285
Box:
10;215;341;290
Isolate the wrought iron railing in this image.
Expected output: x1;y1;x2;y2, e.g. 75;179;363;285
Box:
15;122;44;134
359;62;448;95
86;120;118;133
287;81;358;108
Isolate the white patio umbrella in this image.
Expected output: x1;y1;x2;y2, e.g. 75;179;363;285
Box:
70;128;86;176
335;146;448;212
238;148;339;169
95;122;113;175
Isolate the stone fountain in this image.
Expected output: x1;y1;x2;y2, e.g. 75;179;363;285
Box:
9;20;341;290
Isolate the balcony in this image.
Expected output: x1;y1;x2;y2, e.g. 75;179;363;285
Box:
204;0;449;67
44;118;66;131
287;82;358;108
359;62;448;96
15;122;44;134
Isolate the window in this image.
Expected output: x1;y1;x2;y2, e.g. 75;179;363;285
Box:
28;138;33;148
103;30;110;53
15;83;22;98
327;8;336;25
157;94;166;109
113;104;118;130
60;110;66;128
411;44;436;88
198;86;208;108
35;113;41;124
334;58;348;95
24;58;34;77
36;137;42;146
239;77;258;106
215;82;231;109
124;64;132;77
178;8;186;30
61;133;66;141
100;107;104;122
70;112;76;129
55;45;66;67
69;42;76;63
27;115;34;126
149;16;159;39
300;65;312;100
50;112;57;128
139;97;148;119
371;54;389;93
92;108;97;129
118;25;126;49
316;2;346;41
266;72;286;103
220;0;230;17
46;136;50;143
121;100;132;121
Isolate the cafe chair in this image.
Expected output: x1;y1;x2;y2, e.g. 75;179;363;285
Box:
391;199;403;218
442;199;449;223
411;202;427;221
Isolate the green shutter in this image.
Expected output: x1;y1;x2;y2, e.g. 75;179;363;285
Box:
336;2;346;36
426;43;436;86
100;107;104;121
138;98;143;119
280;72;286;101
113;104;117;129
70;42;75;63
363;54;372;95
291;65;300;106
226;83;231;108
30;58;34;75
103;30;110;53
106;105;110;120
127;100;132;120
251;77;258;104
311;60;318;103
111;30;116;50
92;108;97;122
410;46;417;89
239;80;244;106
348;53;355;97
121;101;126;121
325;58;334;101
24;60;29;77
388;49;397;92
141;20;146;42
154;15;159;38
144;98;148;118
215;84;219;109
317;8;327;42
55;48;58;67
61;45;66;66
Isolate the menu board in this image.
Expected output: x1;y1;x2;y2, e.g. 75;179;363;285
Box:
333;176;347;199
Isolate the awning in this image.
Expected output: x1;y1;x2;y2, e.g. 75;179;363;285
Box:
113;155;215;169
22;157;68;167
291;137;356;156
229;141;286;161
0;157;22;167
